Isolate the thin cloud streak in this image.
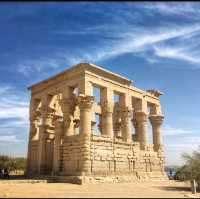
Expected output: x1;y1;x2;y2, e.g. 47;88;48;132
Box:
0;135;23;143
14;8;200;76
48;24;200;70
153;45;200;65
0;85;29;121
162;125;193;136
143;2;200;18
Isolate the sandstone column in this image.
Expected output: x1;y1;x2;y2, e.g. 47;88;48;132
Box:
26;97;40;176
60;86;76;137
133;97;148;150
38;94;53;175
135;111;148;150
61;98;76;137
78;95;94;175
121;106;132;142
132;114;139;142
78;95;94;137
120;93;132;142
101;87;114;137
53;116;63;175
149;114;164;151
101;101;114;137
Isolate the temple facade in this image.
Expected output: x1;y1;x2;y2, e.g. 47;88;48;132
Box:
26;63;167;183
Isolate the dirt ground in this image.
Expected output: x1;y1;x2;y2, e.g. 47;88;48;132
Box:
0;179;199;198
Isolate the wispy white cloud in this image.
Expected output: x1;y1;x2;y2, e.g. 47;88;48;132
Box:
143;2;200;18
17;57;63;77
0;135;22;143
152;45;200;65
162;125;193;136
0;85;29;122
15;5;200;76
164;135;200;165
60;23;200;65
163;125;200;165
0;85;28;156
0;99;28;121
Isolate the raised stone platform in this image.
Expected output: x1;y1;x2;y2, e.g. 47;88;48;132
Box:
27;62;166;183
30;173;169;184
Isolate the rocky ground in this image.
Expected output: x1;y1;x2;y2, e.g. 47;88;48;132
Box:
0;179;199;198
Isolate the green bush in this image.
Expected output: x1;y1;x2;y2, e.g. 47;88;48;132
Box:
174;146;200;189
0;155;27;173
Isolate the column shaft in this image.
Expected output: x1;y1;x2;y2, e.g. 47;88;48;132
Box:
53;117;63;174
121;107;132;142
78;95;94;175
61;98;76;137
149;114;164;151
38;95;53;175
101;87;114;137
78;95;94;137
132;114;139;142
135;111;148;150
102;102;114;137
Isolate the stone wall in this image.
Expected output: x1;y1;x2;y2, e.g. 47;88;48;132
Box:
90;135;165;178
28;141;39;175
61;134;166;180
62;135;89;176
27;63;167;183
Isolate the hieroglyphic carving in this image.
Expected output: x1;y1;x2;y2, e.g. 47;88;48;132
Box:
27;63;166;181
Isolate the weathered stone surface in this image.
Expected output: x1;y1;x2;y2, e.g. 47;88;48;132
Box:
26;62;167;182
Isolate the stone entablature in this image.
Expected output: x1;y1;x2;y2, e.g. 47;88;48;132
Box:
26;62;167;183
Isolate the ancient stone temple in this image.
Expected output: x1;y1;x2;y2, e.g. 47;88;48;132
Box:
26;62;167;183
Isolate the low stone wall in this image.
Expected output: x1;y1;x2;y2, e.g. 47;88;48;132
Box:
61;134;167;181
28;141;39;175
62;135;89;176
90;135;165;179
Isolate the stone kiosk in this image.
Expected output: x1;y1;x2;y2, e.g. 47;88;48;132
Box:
26;63;167;183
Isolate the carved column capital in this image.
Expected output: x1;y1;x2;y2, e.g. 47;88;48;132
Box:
39;106;54;128
149;114;164;126
52;114;63;124
102;101;114;114
60;96;76;113
40;105;54;114
121;106;132;119
135;111;148;123
78;95;94;110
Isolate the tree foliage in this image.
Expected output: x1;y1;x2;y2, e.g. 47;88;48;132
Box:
0;155;27;173
175;146;200;183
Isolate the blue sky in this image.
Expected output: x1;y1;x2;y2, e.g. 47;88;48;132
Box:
0;2;200;166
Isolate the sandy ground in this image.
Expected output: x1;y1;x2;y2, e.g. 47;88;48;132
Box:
0;180;199;198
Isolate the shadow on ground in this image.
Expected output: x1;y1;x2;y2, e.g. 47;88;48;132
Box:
0;175;82;185
157;186;190;192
